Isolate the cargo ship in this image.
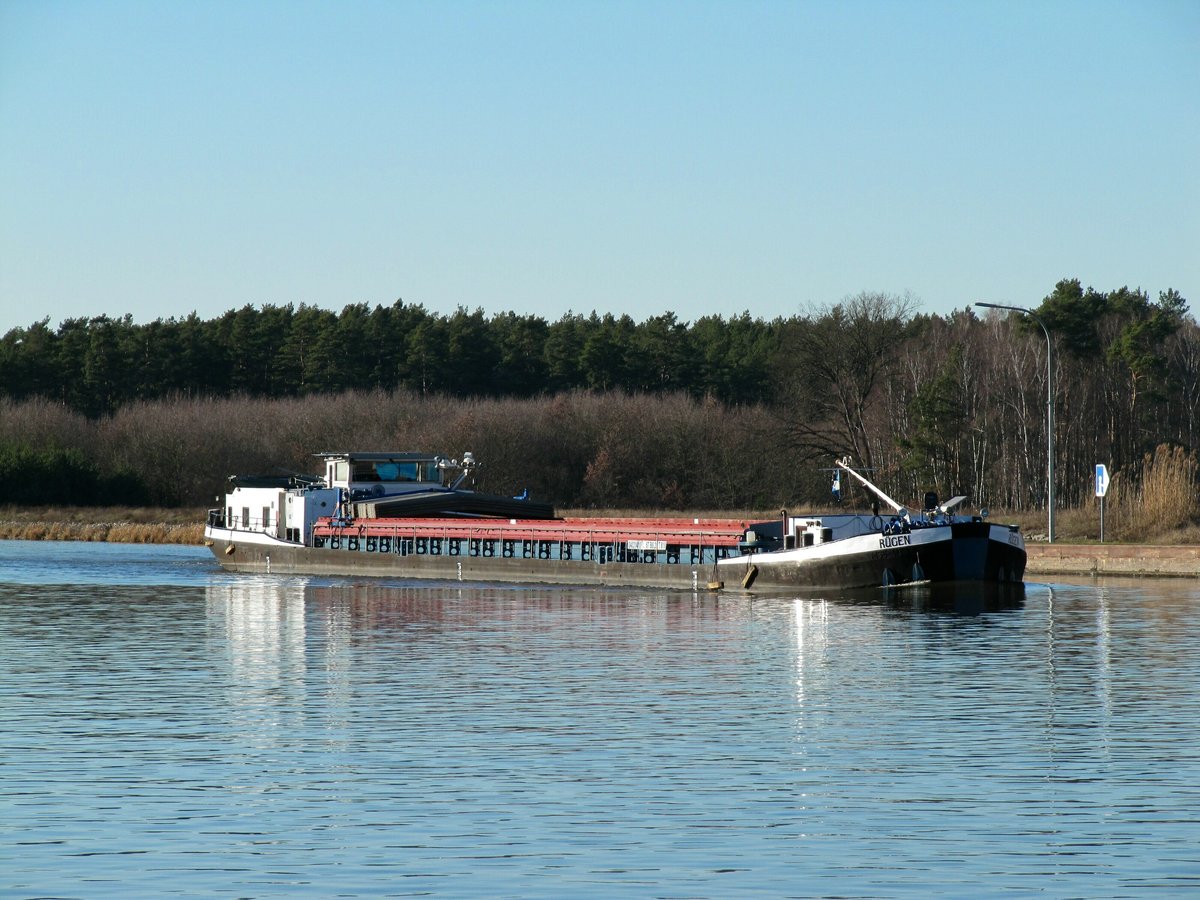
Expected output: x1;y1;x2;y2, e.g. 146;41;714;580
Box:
204;451;1026;592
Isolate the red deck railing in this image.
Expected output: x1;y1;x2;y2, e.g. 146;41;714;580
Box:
311;515;751;547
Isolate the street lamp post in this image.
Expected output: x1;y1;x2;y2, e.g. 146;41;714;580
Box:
976;301;1055;543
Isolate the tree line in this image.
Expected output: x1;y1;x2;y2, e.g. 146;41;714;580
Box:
0;303;779;416
0;280;1195;521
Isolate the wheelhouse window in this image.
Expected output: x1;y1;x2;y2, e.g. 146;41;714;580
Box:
353;459;429;483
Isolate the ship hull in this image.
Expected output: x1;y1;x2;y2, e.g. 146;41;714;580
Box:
205;529;721;590
205;520;1025;594
727;522;1026;591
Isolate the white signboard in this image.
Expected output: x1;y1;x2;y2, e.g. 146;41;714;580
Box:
627;540;667;552
1095;463;1109;498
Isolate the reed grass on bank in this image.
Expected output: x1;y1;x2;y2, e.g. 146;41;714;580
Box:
0;506;206;544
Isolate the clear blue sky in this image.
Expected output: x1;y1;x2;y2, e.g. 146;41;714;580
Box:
2;0;1197;336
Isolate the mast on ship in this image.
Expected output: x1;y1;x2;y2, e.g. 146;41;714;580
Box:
834;457;907;517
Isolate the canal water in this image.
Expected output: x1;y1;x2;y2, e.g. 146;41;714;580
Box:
2;540;1198;898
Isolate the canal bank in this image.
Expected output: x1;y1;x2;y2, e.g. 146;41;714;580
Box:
1026;543;1200;578
1;519;1197;580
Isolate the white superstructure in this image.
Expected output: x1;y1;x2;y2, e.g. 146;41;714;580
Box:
205;452;473;549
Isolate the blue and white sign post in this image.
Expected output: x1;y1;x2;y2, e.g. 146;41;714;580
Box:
1095;464;1110;542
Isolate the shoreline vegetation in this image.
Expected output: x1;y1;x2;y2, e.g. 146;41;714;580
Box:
0;507;204;544
1;290;1196;547
2;286;1198;522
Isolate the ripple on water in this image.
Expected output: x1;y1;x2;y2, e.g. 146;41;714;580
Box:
1;550;1199;897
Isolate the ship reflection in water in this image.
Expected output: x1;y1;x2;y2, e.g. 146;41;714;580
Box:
204;576;1026;756
878;580;1026;614
205;577;1026;672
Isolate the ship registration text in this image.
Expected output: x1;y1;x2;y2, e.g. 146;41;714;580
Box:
879;534;911;549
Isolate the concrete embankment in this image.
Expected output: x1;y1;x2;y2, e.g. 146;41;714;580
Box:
1026;544;1200;578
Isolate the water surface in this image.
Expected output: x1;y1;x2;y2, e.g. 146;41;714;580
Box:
2;540;1198;897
